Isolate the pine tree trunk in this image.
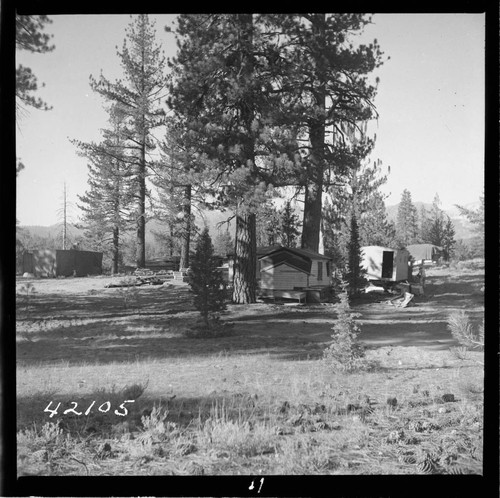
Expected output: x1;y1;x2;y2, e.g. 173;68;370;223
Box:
232;14;258;304
112;169;121;275
232;213;257;304
168;224;174;259
301;122;325;252
136;45;147;269
179;185;192;270
300;15;326;254
112;226;119;275
136;142;146;268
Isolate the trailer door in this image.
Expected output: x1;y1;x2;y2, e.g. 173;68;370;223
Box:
381;251;394;279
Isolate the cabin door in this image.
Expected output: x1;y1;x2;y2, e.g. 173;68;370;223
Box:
381;251;394;279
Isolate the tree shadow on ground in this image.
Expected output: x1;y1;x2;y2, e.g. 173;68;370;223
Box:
17;306;463;365
16;286;193;320
16;270;483;366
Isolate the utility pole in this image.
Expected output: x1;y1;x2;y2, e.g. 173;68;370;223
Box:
57;181;72;250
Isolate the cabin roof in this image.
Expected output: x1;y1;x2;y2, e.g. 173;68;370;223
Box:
256;245;282;256
258;246;331;262
260;253;311;274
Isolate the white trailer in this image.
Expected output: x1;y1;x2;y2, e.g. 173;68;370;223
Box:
361;246;409;283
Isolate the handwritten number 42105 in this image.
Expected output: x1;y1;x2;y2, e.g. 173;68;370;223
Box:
44;400;135;418
249;478;264;493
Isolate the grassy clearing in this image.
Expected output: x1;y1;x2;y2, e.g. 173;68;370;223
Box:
16;262;484;475
17;350;483;476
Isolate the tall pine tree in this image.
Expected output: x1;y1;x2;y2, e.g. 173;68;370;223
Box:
256;203;281;247
89;15;167;268
359;190;396;247
323;158;393;267
261;15;383;252
151;119;197;270
418;204;432;243
396;189;419;247
73;105;134;273
280;201;301;248
167;14;382;299
426;194;456;255
168;14;298;303
441;215;456;261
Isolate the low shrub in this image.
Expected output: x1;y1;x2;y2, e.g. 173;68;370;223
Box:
17;282;37;311
17;420;77;472
275;436;340;474
197;402;276;458
447;310;484;363
136;405;178;445
116;278;141;309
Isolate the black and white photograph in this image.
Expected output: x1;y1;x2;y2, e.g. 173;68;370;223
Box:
10;7;491;493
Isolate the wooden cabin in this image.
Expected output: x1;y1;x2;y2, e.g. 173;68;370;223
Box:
22;249;103;277
258;246;333;303
226;245;281;283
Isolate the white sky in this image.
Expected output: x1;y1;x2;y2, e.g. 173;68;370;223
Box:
16;13;485;226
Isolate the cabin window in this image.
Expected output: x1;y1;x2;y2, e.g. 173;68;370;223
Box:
317;261;323;280
326;262;330;277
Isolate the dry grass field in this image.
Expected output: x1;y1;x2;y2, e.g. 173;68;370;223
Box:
16;260;484;477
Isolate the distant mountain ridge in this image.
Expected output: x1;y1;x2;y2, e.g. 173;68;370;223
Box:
19;200;479;246
19;210;235;248
20;223;84;239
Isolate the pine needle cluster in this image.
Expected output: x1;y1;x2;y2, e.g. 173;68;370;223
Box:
447;311;484;352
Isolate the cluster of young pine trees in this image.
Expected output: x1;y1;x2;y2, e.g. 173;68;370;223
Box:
75;14;385;302
395;190;457;260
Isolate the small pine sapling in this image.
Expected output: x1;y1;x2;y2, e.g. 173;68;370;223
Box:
18;282;37;312
447;310;484;364
117;277;140;309
323;280;366;372
189;228;228;334
345;211;367;296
